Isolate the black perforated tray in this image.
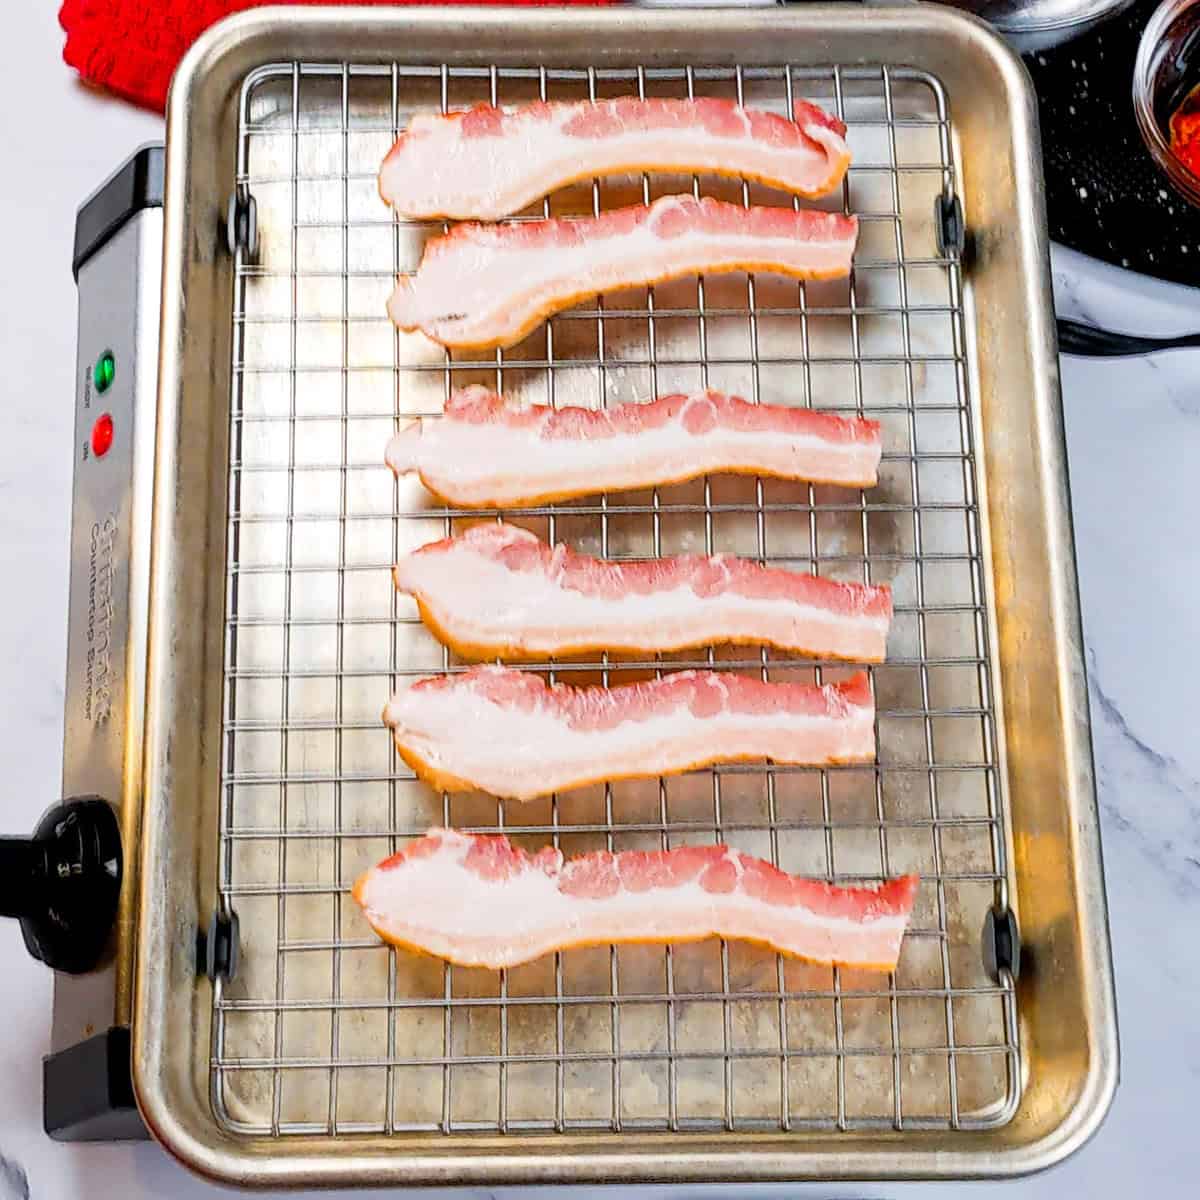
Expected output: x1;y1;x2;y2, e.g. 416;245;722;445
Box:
1026;0;1200;285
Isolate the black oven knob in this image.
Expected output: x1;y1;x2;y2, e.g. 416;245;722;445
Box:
0;796;121;974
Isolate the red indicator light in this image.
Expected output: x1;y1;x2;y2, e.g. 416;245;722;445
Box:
91;413;114;458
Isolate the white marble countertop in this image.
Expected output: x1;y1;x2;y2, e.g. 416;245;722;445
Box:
2;6;1198;1198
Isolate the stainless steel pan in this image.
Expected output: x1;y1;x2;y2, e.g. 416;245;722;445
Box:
133;4;1117;1186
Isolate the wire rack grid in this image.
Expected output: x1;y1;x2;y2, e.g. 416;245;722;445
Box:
213;55;1020;1140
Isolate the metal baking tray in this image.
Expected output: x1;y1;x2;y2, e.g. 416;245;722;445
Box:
133;4;1117;1186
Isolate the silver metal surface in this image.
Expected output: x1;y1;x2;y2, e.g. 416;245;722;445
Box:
134;5;1117;1186
56;205;162;1052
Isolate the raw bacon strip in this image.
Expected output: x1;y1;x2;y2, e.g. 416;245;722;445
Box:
395;523;892;662
379;98;851;220
387;195;858;349
353;828;918;970
384;665;875;801
387;387;881;505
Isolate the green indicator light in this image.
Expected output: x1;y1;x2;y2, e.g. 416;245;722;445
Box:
94;351;115;394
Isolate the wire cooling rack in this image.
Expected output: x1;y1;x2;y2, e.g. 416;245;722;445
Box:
213;56;1020;1138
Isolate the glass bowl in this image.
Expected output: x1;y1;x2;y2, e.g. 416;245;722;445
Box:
1133;0;1200;206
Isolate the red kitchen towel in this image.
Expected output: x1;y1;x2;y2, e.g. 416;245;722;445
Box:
60;1;612;113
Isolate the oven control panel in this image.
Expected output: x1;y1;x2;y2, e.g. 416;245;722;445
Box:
53;147;163;1086
63;209;162;814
